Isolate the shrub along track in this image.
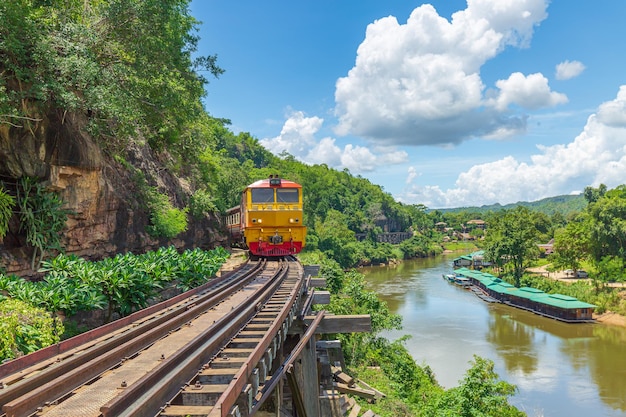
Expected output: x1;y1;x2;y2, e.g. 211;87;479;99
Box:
0;257;310;417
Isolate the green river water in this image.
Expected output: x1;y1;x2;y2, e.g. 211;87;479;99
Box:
361;255;626;417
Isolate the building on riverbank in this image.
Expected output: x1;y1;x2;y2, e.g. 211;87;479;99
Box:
452;250;491;270
455;267;596;323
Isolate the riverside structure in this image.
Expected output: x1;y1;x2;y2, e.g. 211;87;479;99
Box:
454;267;596;323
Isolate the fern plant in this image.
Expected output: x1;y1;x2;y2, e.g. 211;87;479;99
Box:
0;187;15;239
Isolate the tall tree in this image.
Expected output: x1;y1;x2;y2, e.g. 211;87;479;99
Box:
484;207;539;286
550;219;590;275
586;185;626;262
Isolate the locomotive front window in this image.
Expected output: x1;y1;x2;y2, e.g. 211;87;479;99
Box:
251;188;275;203
276;188;299;203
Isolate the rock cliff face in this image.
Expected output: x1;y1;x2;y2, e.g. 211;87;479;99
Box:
0;109;225;276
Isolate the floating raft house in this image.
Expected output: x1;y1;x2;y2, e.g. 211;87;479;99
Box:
455;267;596;323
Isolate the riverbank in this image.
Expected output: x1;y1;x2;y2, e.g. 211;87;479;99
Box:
526;264;626;328
594;311;626;327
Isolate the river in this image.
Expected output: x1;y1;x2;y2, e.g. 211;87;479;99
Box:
361;255;626;417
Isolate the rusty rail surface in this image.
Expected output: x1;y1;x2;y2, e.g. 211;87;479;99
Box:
0;260;265;417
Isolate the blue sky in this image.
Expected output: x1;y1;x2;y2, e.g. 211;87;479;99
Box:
190;1;626;208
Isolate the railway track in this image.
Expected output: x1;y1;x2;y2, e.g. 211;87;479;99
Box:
0;257;314;417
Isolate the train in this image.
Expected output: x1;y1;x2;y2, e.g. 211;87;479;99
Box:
225;176;306;257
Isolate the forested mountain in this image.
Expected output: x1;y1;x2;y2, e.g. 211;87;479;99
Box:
438;193;586;216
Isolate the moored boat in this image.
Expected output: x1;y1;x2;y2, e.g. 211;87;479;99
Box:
442;273;456;283
453;275;471;287
443;273;471;287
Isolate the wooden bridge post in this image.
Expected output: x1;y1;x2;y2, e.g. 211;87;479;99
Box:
293;334;321;416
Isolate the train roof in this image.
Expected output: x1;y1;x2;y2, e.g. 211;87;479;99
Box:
246;178;301;189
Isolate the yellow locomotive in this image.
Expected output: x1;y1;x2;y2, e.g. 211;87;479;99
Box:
226;176;306;257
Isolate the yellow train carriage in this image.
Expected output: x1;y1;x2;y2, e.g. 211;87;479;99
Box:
229;176;306;257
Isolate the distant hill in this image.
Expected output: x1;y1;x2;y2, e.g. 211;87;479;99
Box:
437;194;586;216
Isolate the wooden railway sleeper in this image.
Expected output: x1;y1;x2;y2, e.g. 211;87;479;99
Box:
158;259;304;417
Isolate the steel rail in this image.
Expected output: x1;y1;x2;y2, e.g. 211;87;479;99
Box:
1;260;266;417
250;311;326;415
209;257;305;417
100;260;293;417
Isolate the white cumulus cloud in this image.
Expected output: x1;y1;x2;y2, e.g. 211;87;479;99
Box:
260;111;408;173
402;86;626;208
334;0;560;146
555;60;586;80
490;72;568;111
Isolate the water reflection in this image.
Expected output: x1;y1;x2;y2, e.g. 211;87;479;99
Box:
486;313;538;374
580;325;626;412
362;256;626;417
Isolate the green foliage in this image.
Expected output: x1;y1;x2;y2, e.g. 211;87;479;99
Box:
1;258;106;316
2;247;228;327
584;184;607;203
135;175;188;238
318;258;347;294
15;177;70;269
189;189;217;219
0;0;223;150
424;356;524;417
550;219;590;273
585;185;626;263
147;202;189;239
0;298;63;362
0;187;15;238
399;234;444;259
483;207;540;286
91;246;228;320
595;255;626;283
174;247;229;291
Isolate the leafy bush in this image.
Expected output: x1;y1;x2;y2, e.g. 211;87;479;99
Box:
15;177;70;269
189;190;217;219
145;189;189;238
423;356;524;417
148;204;189;238
0;298;63;362
2;247;229;328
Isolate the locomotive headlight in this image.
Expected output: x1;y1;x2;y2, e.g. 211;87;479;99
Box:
252;218;262;223
289;218;299;223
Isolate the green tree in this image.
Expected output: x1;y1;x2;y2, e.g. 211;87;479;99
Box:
550;219;590;275
586;185;626;263
426;356;524;417
584;183;607;203
484;207;539;286
315;209;360;268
